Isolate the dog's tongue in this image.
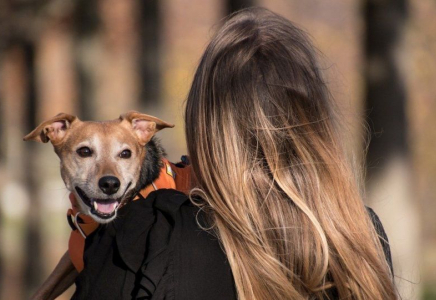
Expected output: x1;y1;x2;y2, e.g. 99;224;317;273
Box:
95;202;117;214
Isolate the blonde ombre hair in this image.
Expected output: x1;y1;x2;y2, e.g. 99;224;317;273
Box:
185;8;397;300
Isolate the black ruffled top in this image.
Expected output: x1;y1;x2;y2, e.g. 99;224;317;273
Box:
71;189;237;300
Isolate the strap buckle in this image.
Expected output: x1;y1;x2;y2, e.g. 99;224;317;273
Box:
68;212;87;239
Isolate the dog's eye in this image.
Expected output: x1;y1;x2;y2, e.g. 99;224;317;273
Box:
120;149;132;159
77;147;93;157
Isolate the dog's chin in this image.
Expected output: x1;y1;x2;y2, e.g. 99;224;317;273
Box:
88;210;118;224
75;186;123;224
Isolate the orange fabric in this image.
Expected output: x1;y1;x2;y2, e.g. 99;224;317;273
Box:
68;229;88;272
169;161;193;195
67;195;100;272
67;158;191;272
136;158;176;199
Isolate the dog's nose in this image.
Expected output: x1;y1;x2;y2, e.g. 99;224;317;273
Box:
99;176;120;195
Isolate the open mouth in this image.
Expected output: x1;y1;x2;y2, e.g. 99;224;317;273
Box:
75;186;121;219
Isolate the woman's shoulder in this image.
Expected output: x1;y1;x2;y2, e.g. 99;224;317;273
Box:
365;206;394;275
151;189;233;275
150;189;237;300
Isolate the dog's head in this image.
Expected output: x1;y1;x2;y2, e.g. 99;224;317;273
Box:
24;111;174;223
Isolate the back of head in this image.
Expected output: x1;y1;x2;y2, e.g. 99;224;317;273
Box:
185;7;396;300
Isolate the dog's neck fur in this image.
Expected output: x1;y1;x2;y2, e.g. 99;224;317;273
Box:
128;137;166;199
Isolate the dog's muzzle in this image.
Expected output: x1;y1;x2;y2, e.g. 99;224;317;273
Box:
75;186;125;220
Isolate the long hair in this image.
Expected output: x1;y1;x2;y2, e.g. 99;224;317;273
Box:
185;7;396;300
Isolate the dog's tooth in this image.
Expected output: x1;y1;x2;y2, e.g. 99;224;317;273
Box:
93;201;98;211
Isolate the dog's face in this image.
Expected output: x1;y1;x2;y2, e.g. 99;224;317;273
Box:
24;111;174;223
57;121;146;223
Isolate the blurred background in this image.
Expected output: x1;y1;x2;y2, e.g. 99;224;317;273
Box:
0;0;434;299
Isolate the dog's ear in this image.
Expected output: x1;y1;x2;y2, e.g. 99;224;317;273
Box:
23;113;78;144
120;111;174;146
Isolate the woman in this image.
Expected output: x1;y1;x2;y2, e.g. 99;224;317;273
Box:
73;7;397;300
185;7;396;299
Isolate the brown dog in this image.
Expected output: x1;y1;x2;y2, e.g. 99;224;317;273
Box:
24;111;174;299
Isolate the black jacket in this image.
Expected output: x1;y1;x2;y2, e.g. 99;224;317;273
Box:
72;189;392;300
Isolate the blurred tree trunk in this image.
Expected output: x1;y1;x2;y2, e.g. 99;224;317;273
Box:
0;44;35;300
22;43;41;300
158;0;224;161
35;20;77;120
31;12;77;299
0;50;4;300
138;0;160;107
74;0;99;121
227;0;254;14
364;0;421;298
93;0;139;120
405;0;436;295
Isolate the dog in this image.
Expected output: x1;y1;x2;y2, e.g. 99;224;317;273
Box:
24;111;175;299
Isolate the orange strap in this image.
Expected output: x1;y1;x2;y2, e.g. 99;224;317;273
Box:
67;158;192;272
